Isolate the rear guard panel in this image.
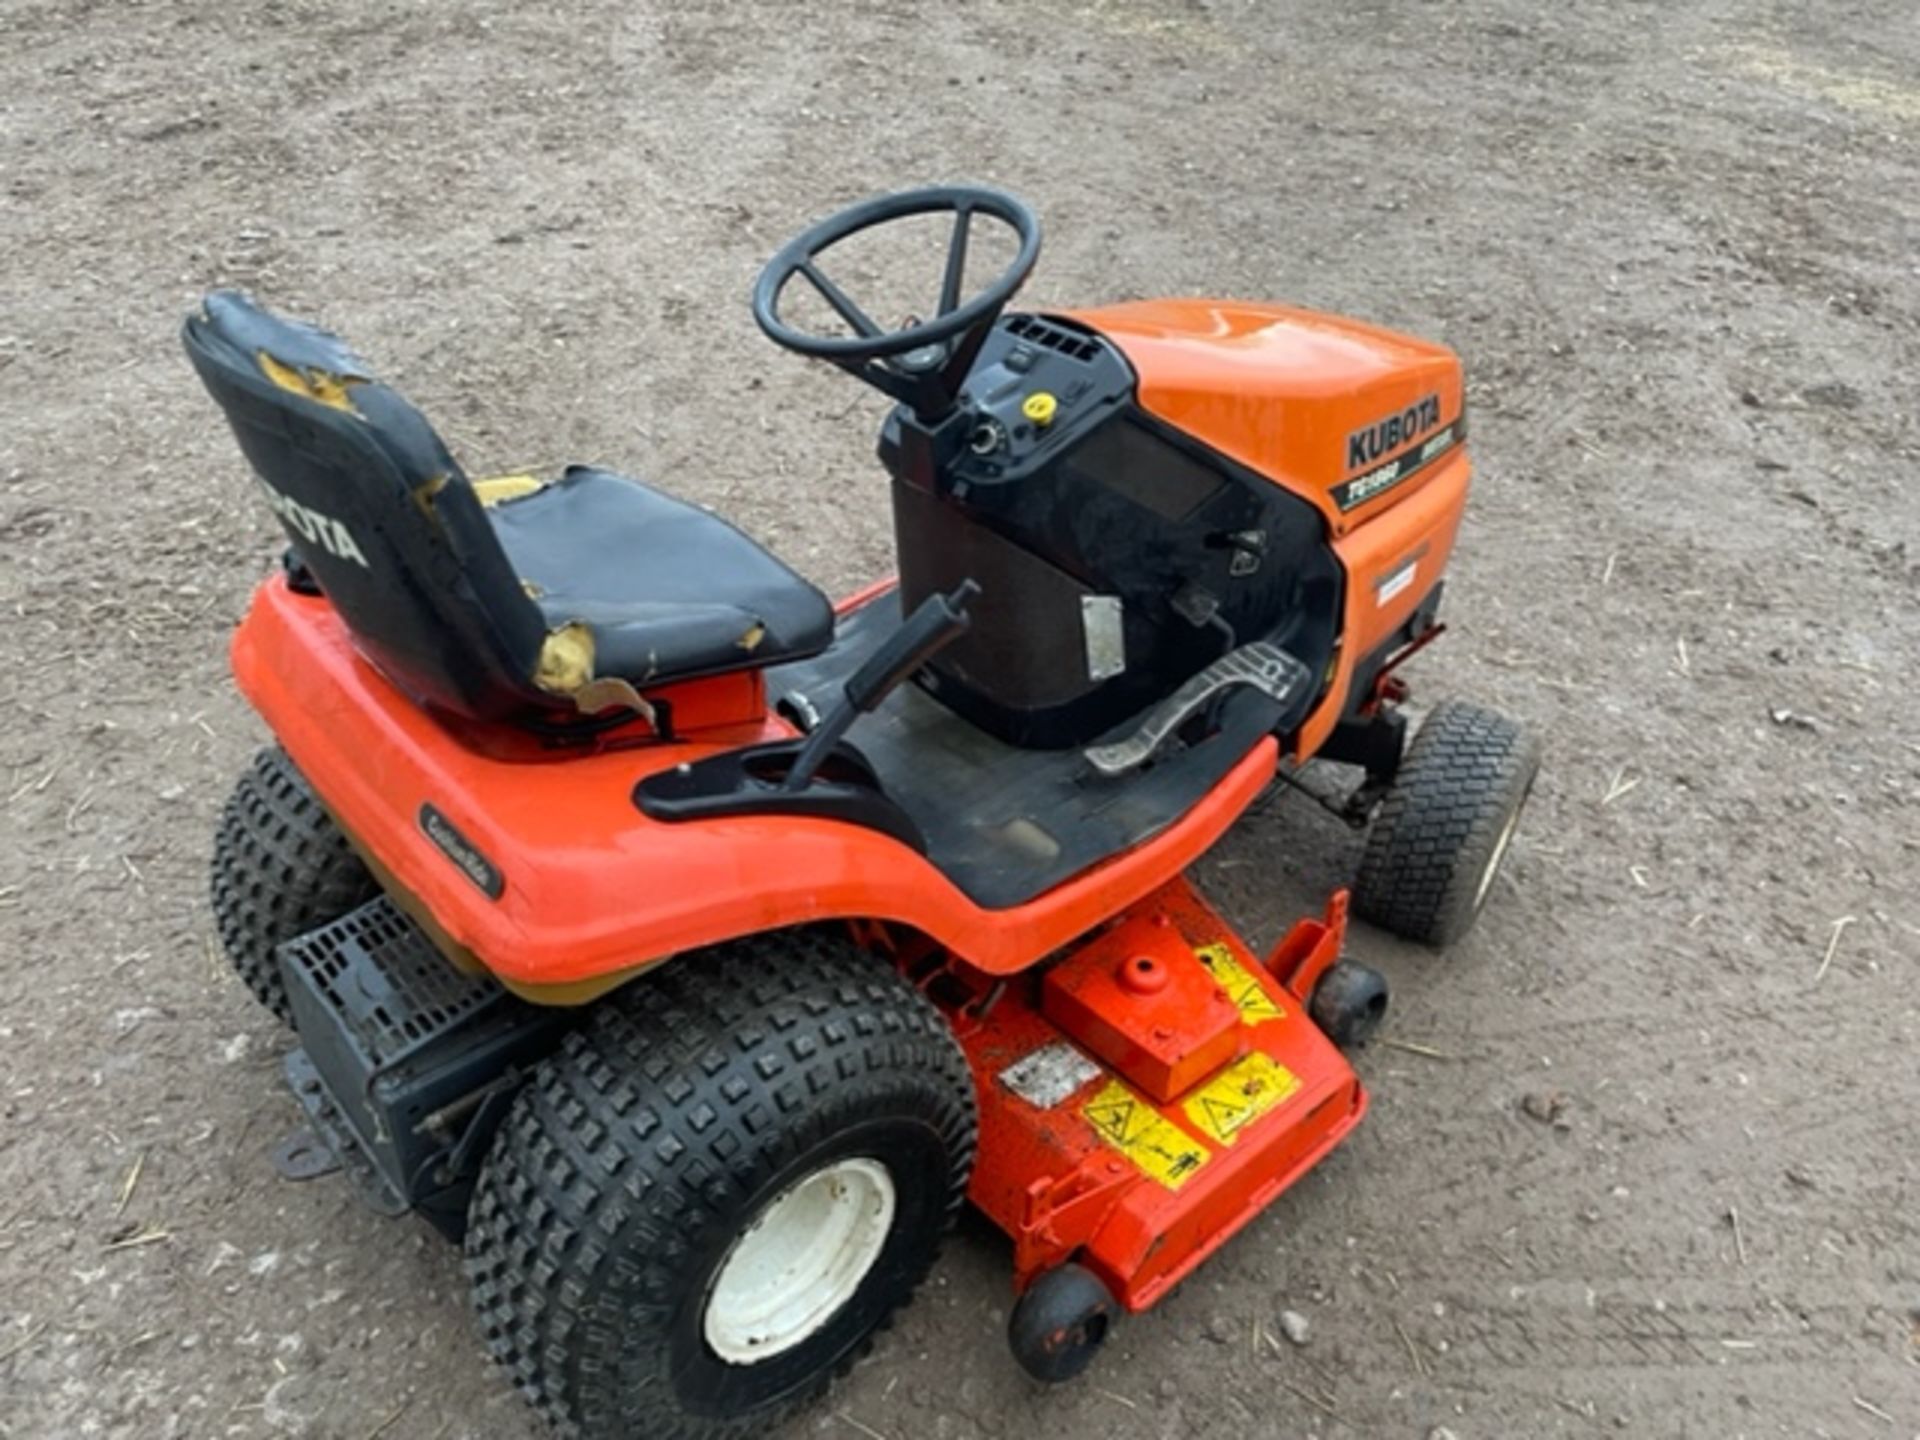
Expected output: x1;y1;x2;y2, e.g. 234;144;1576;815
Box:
232;575;1278;988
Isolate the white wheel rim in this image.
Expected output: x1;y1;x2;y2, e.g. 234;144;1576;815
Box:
702;1157;896;1365
1474;805;1523;910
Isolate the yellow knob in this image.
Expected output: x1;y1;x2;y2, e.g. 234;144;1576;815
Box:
1022;391;1058;427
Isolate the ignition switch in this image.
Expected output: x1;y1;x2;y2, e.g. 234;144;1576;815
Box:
969;416;1009;456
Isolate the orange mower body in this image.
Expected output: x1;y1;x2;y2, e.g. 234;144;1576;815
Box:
191;187;1536;1434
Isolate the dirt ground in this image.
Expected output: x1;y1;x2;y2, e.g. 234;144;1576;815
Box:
2;0;1916;1436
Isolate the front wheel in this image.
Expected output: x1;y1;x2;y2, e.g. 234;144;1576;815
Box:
1352;701;1540;947
464;930;976;1440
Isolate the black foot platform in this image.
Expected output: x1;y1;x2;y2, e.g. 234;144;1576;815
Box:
764;588;1304;910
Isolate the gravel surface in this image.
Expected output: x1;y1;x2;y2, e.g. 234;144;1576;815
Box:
2;2;1916;1437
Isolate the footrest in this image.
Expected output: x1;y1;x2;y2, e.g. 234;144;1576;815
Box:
1084;641;1311;777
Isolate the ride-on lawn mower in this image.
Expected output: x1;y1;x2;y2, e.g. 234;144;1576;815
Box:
189;187;1537;1438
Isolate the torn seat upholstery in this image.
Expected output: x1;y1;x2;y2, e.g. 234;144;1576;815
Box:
182;291;832;725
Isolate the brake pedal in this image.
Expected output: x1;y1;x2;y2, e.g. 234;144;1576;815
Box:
1084;641;1310;778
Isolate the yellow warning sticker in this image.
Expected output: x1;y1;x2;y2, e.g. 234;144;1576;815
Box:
1082;1080;1210;1190
1182;1052;1302;1147
1195;942;1285;1024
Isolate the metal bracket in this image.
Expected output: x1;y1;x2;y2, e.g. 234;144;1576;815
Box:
1083;641;1311;778
269;1126;341;1182
280;1048;409;1215
1272;761;1390;830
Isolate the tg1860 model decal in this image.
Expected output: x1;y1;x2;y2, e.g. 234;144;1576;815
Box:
1331;415;1462;513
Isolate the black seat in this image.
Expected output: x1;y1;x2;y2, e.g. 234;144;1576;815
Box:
183;291;832;726
487;466;833;692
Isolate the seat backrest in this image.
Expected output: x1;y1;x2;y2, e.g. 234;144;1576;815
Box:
184;291;552;723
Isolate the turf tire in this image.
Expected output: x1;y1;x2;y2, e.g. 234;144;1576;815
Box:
1352;701;1539;947
464;929;977;1440
210;745;378;1022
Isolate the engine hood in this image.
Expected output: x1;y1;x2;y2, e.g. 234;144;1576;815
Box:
1068;299;1466;534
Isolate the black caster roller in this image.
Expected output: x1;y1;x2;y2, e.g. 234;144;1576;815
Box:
1008;1263;1116;1383
1309;960;1389;1049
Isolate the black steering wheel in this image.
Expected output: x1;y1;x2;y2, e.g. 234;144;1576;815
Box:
752;185;1042;418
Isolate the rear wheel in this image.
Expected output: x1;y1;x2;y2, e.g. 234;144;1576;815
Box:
464;930;976;1440
210;746;377;1022
1352;701;1539;947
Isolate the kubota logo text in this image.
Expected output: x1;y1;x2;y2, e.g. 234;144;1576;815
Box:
256;478;369;567
1347;394;1442;472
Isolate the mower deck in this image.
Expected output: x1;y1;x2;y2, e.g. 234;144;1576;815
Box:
938;875;1364;1309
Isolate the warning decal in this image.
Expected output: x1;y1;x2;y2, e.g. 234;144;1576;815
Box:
1082;1080;1210;1190
1183;1052;1302;1147
1195;942;1285;1024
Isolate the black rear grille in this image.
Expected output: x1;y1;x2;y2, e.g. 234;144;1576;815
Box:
1007;314;1102;363
277;896;569;1229
285;897;496;1068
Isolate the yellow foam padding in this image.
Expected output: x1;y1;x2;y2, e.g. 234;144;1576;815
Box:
471;474;546;507
534;622;596;697
532;623;657;722
572;675;656;721
257;351;360;414
410;472;453;522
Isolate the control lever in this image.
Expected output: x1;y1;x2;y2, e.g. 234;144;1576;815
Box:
1083;640;1311;778
783;581;980;792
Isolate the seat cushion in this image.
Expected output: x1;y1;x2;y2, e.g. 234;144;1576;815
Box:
488;466;834;687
